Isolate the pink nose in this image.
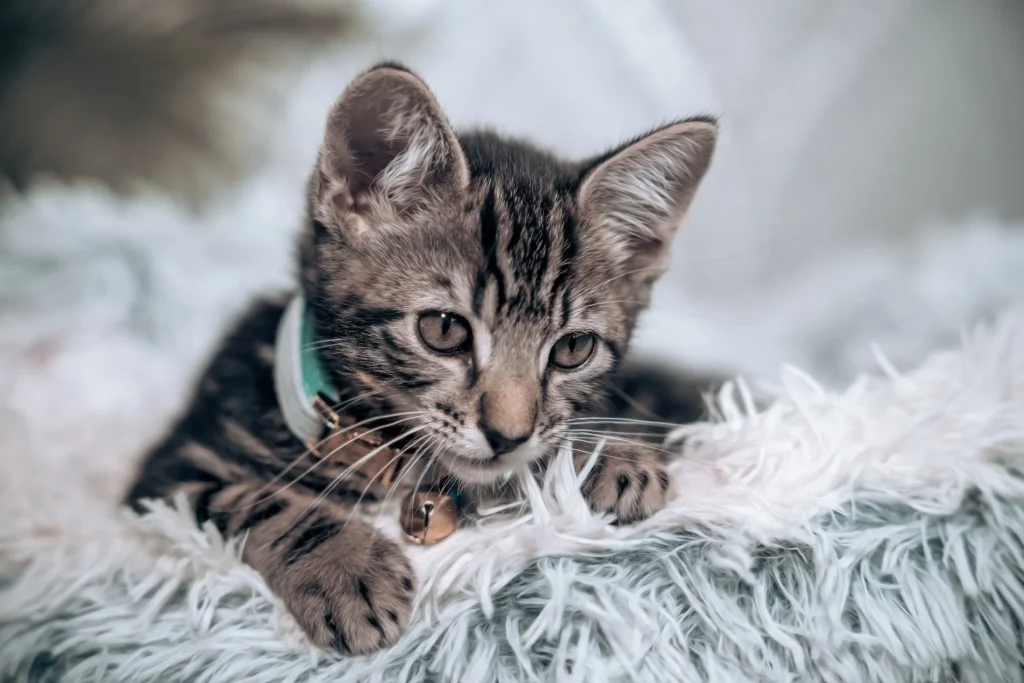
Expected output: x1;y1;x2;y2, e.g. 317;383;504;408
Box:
480;425;529;456
477;377;537;456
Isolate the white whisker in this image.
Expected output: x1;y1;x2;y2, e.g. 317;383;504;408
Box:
269;425;432;547
567;417;683;428
228;412;426;512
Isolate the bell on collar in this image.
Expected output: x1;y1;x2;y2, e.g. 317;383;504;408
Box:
401;489;461;545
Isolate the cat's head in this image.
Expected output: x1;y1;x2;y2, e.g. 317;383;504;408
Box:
301;63;716;484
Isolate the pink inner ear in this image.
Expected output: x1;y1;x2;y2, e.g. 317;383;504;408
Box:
344;127;407;197
329;186;355;217
326;113;404;198
577;120;717;240
314;68;471;234
327;186;373;218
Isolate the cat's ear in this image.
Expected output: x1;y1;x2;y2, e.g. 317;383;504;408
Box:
312;63;469;237
577;118;717;278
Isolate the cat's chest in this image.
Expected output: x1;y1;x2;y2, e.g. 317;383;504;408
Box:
307;452;470;546
302;420;508;546
299;406;437;496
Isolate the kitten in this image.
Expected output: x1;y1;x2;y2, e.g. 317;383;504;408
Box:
126;62;717;654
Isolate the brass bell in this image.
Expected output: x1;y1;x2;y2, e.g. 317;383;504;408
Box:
401;490;460;545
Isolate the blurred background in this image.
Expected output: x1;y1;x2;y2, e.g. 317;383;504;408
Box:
2;0;1024;463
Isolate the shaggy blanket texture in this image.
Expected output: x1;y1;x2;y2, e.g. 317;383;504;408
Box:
1;182;1024;682
2;306;1023;682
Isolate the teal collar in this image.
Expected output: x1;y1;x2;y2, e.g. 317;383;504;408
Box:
274;295;465;516
274;295;340;447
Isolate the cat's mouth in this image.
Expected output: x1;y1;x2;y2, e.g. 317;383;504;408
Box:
439;455;514;485
435;441;540;485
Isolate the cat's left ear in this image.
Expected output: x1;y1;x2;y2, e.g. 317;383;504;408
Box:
313;63;469;238
577;118;717;277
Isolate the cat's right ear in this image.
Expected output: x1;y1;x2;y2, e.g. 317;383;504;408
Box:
312;64;469;238
576;117;717;279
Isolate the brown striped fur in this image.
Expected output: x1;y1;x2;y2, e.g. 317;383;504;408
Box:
127;63;718;654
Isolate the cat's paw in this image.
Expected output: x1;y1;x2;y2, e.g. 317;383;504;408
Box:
271;521;415;655
577;443;671;524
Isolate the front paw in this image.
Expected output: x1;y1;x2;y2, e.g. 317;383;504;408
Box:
269;520;415;655
576;443;671;524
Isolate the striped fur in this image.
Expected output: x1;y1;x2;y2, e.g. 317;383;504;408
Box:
127;62;718;654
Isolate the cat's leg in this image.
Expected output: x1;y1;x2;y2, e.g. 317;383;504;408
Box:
571;361;718;524
573;445;671;524
192;480;415;654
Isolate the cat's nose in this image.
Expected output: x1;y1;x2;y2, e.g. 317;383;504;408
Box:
481;426;529;456
478;382;536;456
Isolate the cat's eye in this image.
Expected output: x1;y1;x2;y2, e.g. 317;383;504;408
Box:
418;311;472;354
549;332;596;370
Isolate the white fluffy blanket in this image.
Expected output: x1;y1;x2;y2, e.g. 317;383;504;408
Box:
2;184;1024;682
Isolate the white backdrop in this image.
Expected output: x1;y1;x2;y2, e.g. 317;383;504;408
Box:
253;0;1024;379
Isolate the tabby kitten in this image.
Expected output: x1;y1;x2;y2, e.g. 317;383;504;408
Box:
127;62;717;654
